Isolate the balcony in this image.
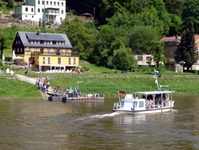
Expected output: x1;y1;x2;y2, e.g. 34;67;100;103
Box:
31;51;79;56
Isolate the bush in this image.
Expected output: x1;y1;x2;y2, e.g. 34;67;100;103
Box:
81;66;90;72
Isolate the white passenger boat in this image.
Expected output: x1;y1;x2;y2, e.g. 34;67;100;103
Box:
113;70;175;114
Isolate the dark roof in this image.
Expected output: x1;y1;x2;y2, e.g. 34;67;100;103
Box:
17;31;72;48
26;32;64;41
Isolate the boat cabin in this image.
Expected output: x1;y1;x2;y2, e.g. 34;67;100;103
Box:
115;91;174;112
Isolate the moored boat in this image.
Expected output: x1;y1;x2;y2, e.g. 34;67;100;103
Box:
48;92;104;102
113;70;175;114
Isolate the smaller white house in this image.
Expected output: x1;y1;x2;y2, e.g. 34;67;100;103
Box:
14;0;66;25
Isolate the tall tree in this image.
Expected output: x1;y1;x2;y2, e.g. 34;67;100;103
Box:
174;25;196;70
0;34;6;59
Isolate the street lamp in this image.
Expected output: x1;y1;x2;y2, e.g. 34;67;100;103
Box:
180;61;186;73
77;81;83;89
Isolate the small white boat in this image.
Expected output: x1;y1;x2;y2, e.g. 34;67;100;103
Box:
113;70;175;114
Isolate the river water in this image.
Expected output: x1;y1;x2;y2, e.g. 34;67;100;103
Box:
0;95;199;150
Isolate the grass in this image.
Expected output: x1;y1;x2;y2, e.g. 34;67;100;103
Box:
1;61;199;101
47;76;199;95
0;77;42;100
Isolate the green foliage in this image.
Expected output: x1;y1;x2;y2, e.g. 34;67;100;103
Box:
182;0;199;33
81;65;90;72
168;14;182;35
0;60;2;66
129;26;160;54
110;47;134;70
59;19;98;60
163;0;184;17
6;0;14;9
0;34;6;59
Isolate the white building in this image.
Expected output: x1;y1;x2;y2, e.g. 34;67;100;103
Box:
14;0;66;25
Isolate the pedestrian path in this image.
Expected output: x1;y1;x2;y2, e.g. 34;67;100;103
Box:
16;74;53;100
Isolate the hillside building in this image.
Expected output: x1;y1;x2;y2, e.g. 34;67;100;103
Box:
14;0;66;24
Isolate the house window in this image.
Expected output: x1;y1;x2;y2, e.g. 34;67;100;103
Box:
68;58;71;65
42;1;44;5
38;0;40;4
48;57;50;64
58;58;61;64
43;57;45;64
61;2;63;6
46;1;48;5
52;41;56;45
20;48;22;52
25;7;28;12
50;1;52;5
73;58;76;65
57;2;59;6
31;8;33;12
61;10;64;14
137;55;143;61
54;1;56;5
146;56;152;62
38;8;40;12
42;9;44;12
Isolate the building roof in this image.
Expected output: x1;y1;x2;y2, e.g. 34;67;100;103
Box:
161;35;199;43
160;36;180;42
17;31;72;48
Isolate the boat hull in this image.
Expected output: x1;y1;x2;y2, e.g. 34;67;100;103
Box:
113;107;173;115
48;95;104;102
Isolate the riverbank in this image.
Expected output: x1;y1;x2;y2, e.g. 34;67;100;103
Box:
0;73;199;100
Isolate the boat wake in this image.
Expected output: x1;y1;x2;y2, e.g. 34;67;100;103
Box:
75;112;120;121
90;112;120;119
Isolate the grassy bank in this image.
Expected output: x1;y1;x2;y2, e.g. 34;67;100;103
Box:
0;78;42;100
49;76;199;95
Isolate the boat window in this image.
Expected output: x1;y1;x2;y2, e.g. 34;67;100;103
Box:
121;100;124;107
133;101;137;107
139;101;144;108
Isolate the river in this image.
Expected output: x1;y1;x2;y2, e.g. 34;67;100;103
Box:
0;95;198;150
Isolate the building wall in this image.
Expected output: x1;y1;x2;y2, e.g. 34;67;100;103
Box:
14;0;66;24
22;47;79;68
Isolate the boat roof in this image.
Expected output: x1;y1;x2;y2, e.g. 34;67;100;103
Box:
133;90;174;95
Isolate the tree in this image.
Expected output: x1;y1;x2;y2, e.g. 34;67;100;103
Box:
150;42;165;71
59;19;98;60
174;25;196;70
6;0;14;9
110;47;134;70
0;34;6;59
129;26;161;54
163;0;184;16
181;0;199;33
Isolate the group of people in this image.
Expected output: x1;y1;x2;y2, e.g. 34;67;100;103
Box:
35;76;50;93
53;86;80;97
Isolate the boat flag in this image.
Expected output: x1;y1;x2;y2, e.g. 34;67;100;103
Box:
119;91;125;96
